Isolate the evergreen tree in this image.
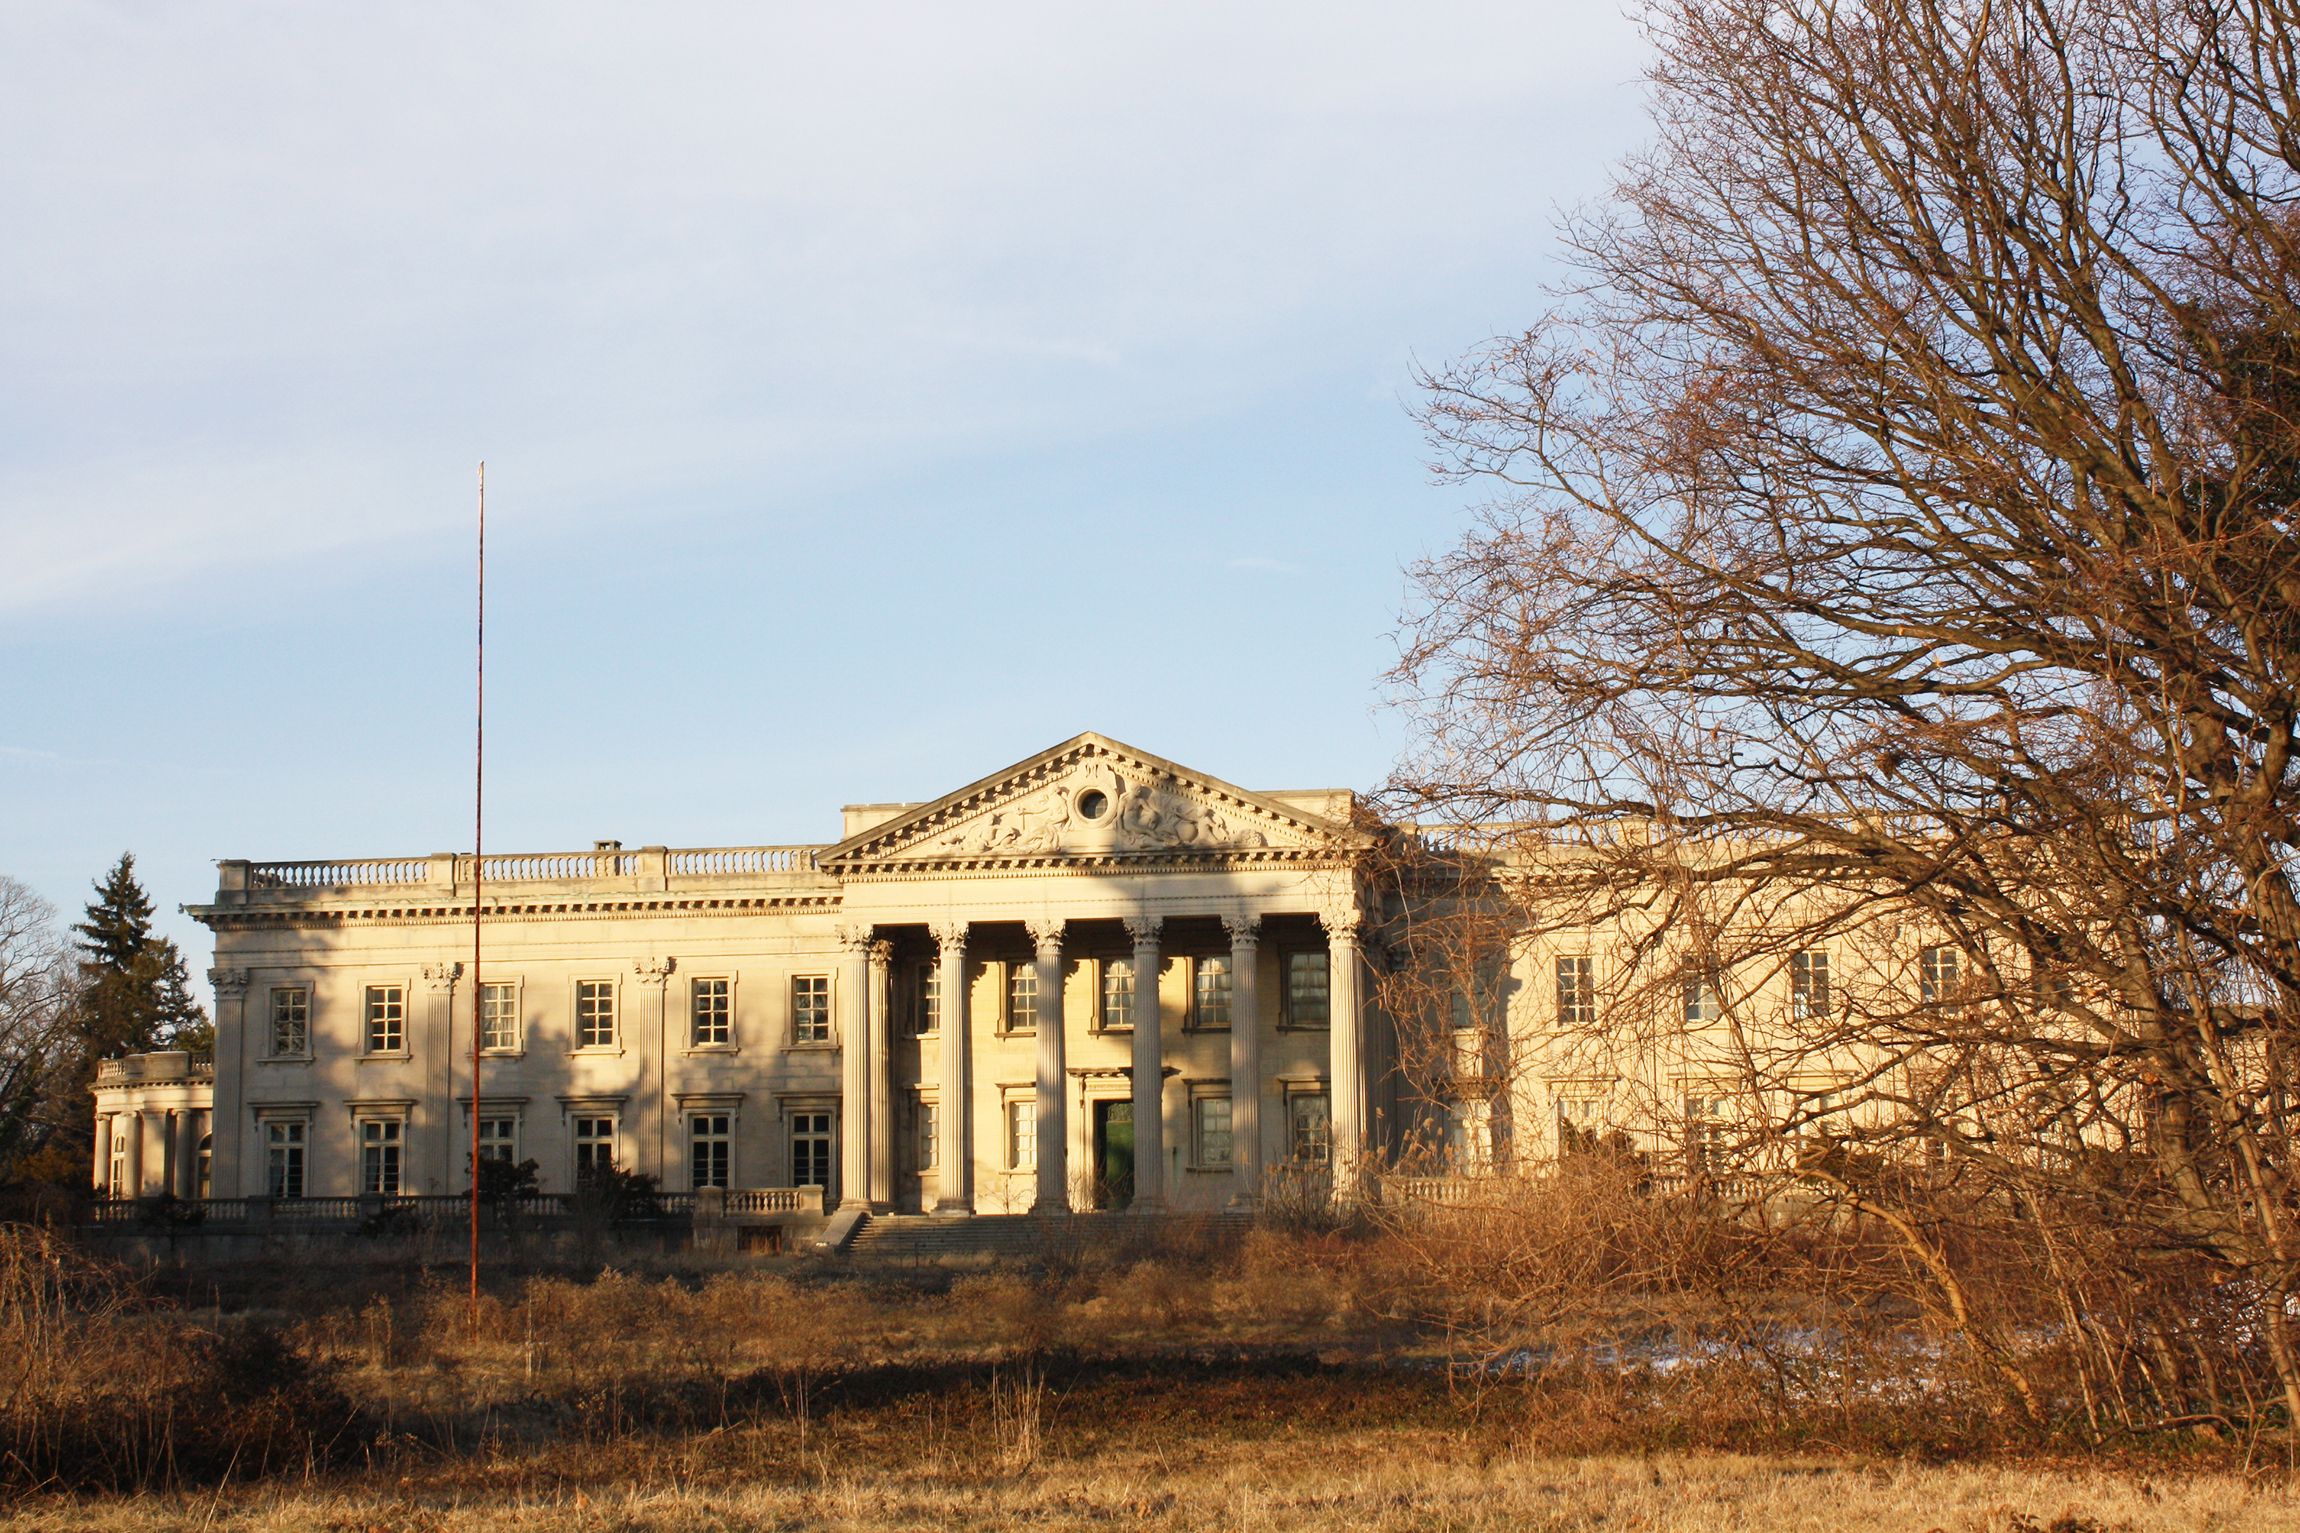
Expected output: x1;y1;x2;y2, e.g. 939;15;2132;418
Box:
72;854;208;1058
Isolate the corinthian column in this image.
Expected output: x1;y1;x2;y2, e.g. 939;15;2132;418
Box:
1225;914;1263;1202
1126;915;1165;1210
932;920;973;1214
837;925;873;1210
207;967;249;1197
867;940;894;1210
93;1111;112;1194
1324;912;1366;1200
1029;919;1068;1213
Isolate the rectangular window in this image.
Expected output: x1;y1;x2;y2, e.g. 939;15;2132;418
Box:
912;1095;939;1172
269;986;309;1056
574;1115;618;1181
364;985;405;1053
1192;956;1232;1030
1789;950;1831;1019
690;1114;731;1190
1100;957;1135;1030
360;1119;403;1196
1288;1090;1331;1161
1194;1095;1233;1169
1006;1098;1037;1170
1682;977;1721;1025
1005;963;1038;1033
791;975;831;1043
107;1125;128;1197
265;1120;306;1199
912;963;941;1036
1683;1095;1726;1171
1555;955;1594;1027
689;977;732;1047
790;1110;833;1188
1556;1094;1606;1155
575;980;617;1049
1284;951;1330;1029
477;1116;517;1164
479;982;519;1052
1919;946;1961;1004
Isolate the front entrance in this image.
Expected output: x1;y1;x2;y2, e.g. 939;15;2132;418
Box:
1092;1099;1134;1209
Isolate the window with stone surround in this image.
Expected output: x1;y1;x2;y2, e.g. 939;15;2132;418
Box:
1682;976;1722;1026
1193;1092;1233;1169
911;1094;938;1172
1287;1088;1331;1161
1190;955;1231;1030
1789;950;1831;1018
1555;956;1595;1027
690;977;733;1048
269;986;309;1057
360;1118;403;1195
690;1113;731;1190
574;1115;618;1182
1919;945;1962;1005
1098;957;1135;1031
477;1116;517;1165
479;981;519;1052
789;1110;832;1188
909;964;940;1037
575;980;617;1049
1005;1097;1036;1171
1282;951;1328;1029
791;975;831;1044
265;1119;306;1199
364;985;405;1054
1004;963;1038;1034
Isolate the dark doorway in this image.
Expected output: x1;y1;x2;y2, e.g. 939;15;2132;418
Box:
1092;1099;1134;1209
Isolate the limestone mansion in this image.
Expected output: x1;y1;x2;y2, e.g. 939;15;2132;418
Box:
94;734;1413;1212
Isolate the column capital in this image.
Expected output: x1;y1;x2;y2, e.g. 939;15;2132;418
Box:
631;957;677;987
1027;918;1067;954
1123;914;1164;947
422;960;464;990
867;938;895;969
930;919;970;953
1222;913;1262;946
835;922;876;952
208;967;250;1000
1319;911;1364;947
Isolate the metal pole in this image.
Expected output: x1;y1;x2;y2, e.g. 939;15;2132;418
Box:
470;461;486;1329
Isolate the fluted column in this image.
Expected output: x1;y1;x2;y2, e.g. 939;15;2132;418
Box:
1225;914;1263;1202
1030;919;1069;1213
837;925;872;1210
867;940;894;1210
1126;915;1165;1210
93;1111;112;1193
1325;913;1366;1199
172;1109;198;1198
207;967;249;1198
932;920;972;1214
122;1111;144;1199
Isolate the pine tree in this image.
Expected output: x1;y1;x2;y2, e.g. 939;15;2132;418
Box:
72;853;208;1058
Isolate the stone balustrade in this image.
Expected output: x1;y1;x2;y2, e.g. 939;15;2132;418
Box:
214;843;825;904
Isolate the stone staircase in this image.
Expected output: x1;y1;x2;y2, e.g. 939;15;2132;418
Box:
842;1209;1250;1263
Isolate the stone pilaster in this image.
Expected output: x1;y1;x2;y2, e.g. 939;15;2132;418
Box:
1224;914;1263;1202
1029;918;1068;1213
836;925;873;1210
1126;915;1165;1210
631;958;675;1184
422;961;462;1192
867;940;894;1210
932;920;972;1214
207;967;249;1196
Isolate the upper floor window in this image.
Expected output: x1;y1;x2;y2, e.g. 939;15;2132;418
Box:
575;980;617;1049
691;977;733;1048
1919;946;1961;1004
479;981;519;1052
269;986;310;1057
1005;963;1038;1033
364;985;405;1053
1192;955;1232;1030
1789;950;1831;1019
791;974;831;1043
909;964;940;1037
1283;951;1330;1029
1099;957;1136;1031
1556;955;1595;1027
1681;977;1721;1026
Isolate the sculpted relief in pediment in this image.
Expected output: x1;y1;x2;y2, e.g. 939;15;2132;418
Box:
931;764;1274;857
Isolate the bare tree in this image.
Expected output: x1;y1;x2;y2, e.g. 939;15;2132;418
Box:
0;878;78;1190
1385;0;2300;1427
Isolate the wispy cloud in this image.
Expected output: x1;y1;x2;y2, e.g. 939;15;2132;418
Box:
1228;556;1303;575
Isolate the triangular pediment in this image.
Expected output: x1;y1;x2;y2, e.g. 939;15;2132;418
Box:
820;733;1357;869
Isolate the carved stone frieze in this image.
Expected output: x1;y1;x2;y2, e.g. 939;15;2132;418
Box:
931;762;1273;858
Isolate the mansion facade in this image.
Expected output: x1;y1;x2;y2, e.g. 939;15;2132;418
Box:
94;734;1408;1213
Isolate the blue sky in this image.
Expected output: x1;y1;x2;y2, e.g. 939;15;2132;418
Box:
0;3;1649;976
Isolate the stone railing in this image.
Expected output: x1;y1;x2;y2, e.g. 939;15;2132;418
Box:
79;1189;766;1229
95;1052;215;1088
222;844;824;901
248;859;431;889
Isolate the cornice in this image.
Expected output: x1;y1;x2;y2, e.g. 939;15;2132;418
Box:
193;892;844;931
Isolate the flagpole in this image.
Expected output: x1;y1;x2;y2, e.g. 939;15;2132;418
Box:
470;461;486;1329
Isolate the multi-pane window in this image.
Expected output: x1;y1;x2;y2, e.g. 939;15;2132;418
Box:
1919;946;1961;1004
108;1125;128;1197
1555;956;1595;1026
575;981;617;1048
479;982;519;1052
1100;957;1136;1030
360;1119;403;1195
1193;956;1232;1030
1194;1095;1233;1169
364;985;405;1053
1285;951;1330;1028
912;1096;939;1172
1790;950;1831;1018
1683;1095;1727;1171
265;1120;306;1199
574;1116;617;1181
1288;1090;1331;1161
1682;977;1721;1025
690;1114;731;1190
1006;1098;1037;1170
1005;963;1038;1032
691;977;732;1047
477;1116;517;1164
1556;1094;1606;1154
790;1111;833;1188
269;986;309;1056
912;964;941;1036
791;975;831;1043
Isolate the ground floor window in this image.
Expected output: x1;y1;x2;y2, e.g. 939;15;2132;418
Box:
1005;1098;1036;1171
1288;1090;1330;1162
360;1119;403;1196
265;1119;306;1199
910;1096;938;1172
691;1114;731;1190
477;1116;517;1164
196;1131;213;1198
574;1115;618;1183
1194;1094;1233;1170
108;1120;128;1197
791;1111;832;1188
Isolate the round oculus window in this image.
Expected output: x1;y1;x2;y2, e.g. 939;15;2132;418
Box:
1075;788;1109;822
